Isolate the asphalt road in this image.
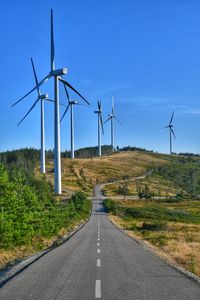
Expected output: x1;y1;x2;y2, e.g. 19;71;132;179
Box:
1;186;200;299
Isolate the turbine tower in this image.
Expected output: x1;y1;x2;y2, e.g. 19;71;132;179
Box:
94;101;104;157
104;96;122;151
12;9;88;194
162;111;176;154
60;86;89;159
14;57;53;174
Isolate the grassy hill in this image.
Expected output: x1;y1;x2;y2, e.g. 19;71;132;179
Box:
40;149;200;200
40;151;169;198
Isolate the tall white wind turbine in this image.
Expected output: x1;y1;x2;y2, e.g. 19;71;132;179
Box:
104;97;122;151
12;9;88;194
94;101;104;157
60;86;89;159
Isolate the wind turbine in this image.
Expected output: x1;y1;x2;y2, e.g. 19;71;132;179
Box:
104;96;122;151
162;111;176;154
16;57;54;174
94;100;104;157
60;86;89;159
12;9;89;194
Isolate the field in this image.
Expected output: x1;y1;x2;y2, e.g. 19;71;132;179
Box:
104;198;200;276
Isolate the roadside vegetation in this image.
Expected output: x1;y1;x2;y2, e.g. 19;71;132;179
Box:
104;198;200;276
0;161;91;268
103;154;200;276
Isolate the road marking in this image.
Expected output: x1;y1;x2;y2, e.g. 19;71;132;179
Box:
97;216;100;234
97;259;101;267
97;242;100;246
97;237;100;241
97;249;101;254
95;280;101;298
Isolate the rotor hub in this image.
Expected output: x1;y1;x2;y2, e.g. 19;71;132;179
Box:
70;100;77;105
51;68;67;76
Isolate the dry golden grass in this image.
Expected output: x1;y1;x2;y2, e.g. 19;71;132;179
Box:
38;151;167;197
0;237;55;268
103;173;184;197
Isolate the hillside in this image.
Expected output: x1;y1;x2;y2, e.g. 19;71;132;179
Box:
40;151;168;197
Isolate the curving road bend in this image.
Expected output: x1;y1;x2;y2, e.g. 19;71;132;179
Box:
0;186;200;299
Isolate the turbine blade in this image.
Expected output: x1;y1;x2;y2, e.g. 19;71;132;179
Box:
31;57;40;96
114;116;123;126
100;114;104;134
58;77;90;105
51;8;55;71
17;97;40;126
45;99;66;107
63;82;70;103
171;128;176;139
97;100;101;110
112;96;114;114
75;102;85;106
60;103;70;123
104;116;112;124
12;74;51;107
161;125;170;129
169;111;174;125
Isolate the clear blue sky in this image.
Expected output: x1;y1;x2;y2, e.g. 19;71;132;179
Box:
1;0;200;154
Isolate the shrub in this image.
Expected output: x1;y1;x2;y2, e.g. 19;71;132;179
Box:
117;184;129;196
141;221;167;231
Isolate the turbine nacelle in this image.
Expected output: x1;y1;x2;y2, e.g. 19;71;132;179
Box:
70;100;78;105
40;94;49;100
51;68;67;77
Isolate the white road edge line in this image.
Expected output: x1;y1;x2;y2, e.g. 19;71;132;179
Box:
95;280;101;298
97;259;101;267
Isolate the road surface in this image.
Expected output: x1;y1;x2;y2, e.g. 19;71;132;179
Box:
0;185;200;299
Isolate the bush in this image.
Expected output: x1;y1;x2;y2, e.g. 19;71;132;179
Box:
104;199;118;214
137;184;153;199
117;184;129;196
141;221;167;231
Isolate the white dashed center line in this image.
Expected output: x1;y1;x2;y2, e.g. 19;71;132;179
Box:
97;242;100;246
97;259;101;267
95;280;101;298
97;249;101;254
